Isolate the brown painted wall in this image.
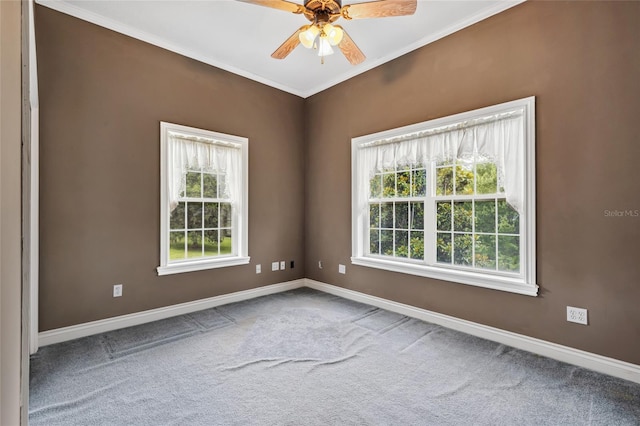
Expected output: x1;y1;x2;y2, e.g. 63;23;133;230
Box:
305;1;640;364
36;6;306;331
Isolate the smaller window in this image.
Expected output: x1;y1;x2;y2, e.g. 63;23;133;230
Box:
157;122;249;275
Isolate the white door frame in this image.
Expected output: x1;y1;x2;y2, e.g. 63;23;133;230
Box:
20;0;39;423
23;0;39;357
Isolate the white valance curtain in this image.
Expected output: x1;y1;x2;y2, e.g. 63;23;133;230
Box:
168;133;242;212
357;111;524;213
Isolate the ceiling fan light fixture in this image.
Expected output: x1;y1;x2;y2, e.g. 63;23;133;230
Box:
323;23;344;46
299;25;320;49
255;0;417;65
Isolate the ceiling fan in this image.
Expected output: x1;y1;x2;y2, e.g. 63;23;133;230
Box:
239;0;417;65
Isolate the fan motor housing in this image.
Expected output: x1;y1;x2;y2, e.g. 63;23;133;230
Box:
303;0;343;23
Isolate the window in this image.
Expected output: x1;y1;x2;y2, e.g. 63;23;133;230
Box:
157;122;249;275
352;97;537;295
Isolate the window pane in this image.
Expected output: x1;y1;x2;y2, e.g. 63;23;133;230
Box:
204;203;218;228
476;163;498;194
411;169;426;196
410;202;424;230
455;163;474;195
382;173;396;198
170;202;185;230
369;204;380;228
203;173;217;198
369;229;380;255
436;167;453;196
498;235;520;273
220;203;232;228
369;175;382;198
498;200;519;234
475;200;496;233
436;202;452;231
395;231;408;258
220;230;232;254
381;230;393;256
186;171;201;198
453;201;473;232
475;235;496;270
453;233;473;266
381;203;394;228
397;171;410;197
436;232;452;263
187;203;203;229
186;231;203;258
410;232;424;260
204;230;219;256
169;232;185;261
395;202;408;229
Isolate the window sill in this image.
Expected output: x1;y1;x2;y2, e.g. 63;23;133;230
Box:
157;256;250;276
351;256;538;296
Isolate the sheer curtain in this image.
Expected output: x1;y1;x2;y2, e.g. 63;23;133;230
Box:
356;111;524;213
168;134;242;212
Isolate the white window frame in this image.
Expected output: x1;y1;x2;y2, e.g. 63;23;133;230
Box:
351;97;537;296
157;122;249;275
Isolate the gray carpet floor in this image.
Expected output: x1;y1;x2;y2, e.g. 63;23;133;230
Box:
30;288;640;425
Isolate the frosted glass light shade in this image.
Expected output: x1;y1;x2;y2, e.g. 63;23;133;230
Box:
317;37;334;56
299;25;320;49
323;24;344;46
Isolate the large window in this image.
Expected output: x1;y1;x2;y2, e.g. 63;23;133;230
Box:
157;122;249;275
352;97;537;295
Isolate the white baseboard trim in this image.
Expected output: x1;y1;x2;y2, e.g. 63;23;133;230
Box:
38;277;640;385
38;279;305;347
304;279;640;384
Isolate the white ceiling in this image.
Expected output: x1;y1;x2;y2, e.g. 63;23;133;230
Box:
37;0;523;98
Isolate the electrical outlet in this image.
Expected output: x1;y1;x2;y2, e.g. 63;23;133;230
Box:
280;261;286;270
339;264;346;274
567;306;588;325
271;261;279;271
256;264;261;274
113;284;123;298
318;261;323;269
290;260;294;269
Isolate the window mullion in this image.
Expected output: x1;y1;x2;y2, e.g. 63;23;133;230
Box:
425;162;436;265
183;199;187;258
377;203;381;255
471;199;476;268
495;198;499;270
201;171;204;257
435;194;494;202
392;164;397;257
